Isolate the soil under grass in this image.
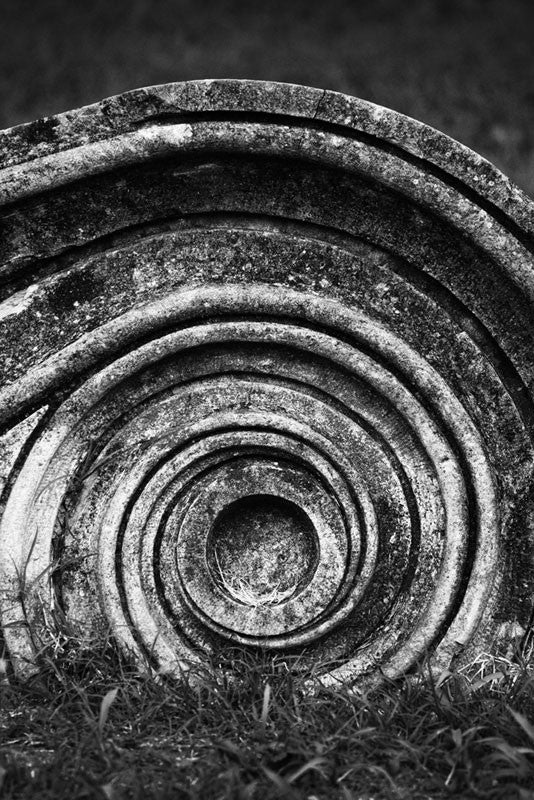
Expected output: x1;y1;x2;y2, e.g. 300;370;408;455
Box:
1;640;534;799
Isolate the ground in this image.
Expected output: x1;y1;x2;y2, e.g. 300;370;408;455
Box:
1;643;534;799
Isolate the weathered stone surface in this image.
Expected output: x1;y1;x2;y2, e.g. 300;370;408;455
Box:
0;80;533;686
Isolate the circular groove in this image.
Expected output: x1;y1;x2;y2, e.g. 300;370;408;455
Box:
1;289;499;680
0;81;532;685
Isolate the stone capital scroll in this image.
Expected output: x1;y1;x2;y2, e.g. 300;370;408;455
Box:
0;80;533;685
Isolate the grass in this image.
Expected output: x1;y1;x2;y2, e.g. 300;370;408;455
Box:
1;631;534;799
212;546;299;608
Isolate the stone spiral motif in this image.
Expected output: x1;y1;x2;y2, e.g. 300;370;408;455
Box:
0;81;533;684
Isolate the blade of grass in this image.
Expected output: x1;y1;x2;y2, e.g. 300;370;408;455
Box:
98;687;119;738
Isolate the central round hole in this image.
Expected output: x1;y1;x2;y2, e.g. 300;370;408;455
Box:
207;494;318;606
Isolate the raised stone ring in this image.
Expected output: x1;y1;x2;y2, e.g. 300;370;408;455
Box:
0;80;532;686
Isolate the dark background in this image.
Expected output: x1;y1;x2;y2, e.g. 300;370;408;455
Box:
2;0;534;195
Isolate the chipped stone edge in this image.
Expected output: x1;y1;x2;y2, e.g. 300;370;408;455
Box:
0;79;532;238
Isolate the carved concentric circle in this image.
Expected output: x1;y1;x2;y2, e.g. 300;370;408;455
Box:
0;285;502;681
0;81;533;684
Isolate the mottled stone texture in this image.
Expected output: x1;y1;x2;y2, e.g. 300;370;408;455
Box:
0;80;533;686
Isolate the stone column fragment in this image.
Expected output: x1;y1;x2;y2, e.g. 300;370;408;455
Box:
0;80;533;684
